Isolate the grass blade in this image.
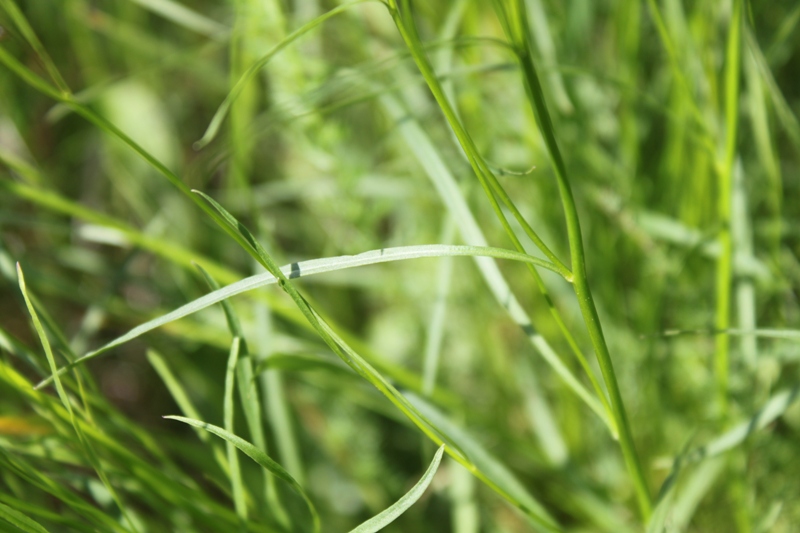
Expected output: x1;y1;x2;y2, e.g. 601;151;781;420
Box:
347;444;445;533
489;0;651;516
126;0;229;39
684;386;800;464
194;0;371;149
146;349;230;474
164;415;320;533
17;265;139;532
196;264;290;526
0;502;50;533
192;190;562;530
406;393;558;530
223;337;247;520
34;243;567;389
0;0;70;93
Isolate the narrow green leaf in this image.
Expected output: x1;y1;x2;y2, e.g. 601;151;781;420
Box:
196;264;289;524
0;0;70;93
164;415;320;533
17;265;139;533
254;353;354;376
348;445;445;533
126;0;228;39
192;189;560;530
195;0;372;149
223;338;247;520
381;94;613;437
405;393;558;530
35;243;564;389
684;386;800;464
488;0;651;517
0;502;50;533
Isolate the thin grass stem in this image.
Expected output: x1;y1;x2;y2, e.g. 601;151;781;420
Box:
715;0;743;418
492;0;652;519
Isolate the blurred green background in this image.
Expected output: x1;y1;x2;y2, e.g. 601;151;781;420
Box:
1;0;800;531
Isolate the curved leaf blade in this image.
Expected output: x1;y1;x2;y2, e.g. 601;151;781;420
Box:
164;415;320;533
348;445;445;533
35;244;560;389
194;0;371;149
0;502;49;533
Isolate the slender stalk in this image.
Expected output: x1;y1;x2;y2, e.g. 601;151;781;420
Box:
715;0;743;418
386;2;571;281
495;0;652;520
385;0;616;433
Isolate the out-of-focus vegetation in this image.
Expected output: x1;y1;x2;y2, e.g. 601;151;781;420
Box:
1;0;800;531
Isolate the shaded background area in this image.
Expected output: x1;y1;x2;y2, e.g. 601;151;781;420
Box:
1;0;800;531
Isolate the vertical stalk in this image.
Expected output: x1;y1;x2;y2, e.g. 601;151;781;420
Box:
715;0;742;417
386;2;620;431
499;0;653;520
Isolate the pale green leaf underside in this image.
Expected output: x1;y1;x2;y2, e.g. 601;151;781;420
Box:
36;244;560;388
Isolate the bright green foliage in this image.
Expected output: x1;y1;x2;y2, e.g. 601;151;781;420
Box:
1;1;800;532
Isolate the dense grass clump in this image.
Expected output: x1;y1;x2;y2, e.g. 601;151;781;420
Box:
1;0;800;531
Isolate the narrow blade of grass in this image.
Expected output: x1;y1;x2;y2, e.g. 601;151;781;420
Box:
0;0;70;93
684;386;800;464
35;243;565;389
17;264;139;533
0;502;50;533
406;393;558;530
192;190;562;530
490;0;651;517
347;444;445;533
194;0;372;149
146;349;229;471
223;337;247;520
126;0;229;39
164;415;320;533
196;264;290;526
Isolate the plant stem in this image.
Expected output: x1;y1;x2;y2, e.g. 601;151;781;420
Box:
498;0;653;520
386;2;572;281
715;0;742;418
386;0;617;433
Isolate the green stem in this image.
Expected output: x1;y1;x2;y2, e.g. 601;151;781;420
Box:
715;0;742;418
386;2;572;281
499;0;652;520
386;0;616;433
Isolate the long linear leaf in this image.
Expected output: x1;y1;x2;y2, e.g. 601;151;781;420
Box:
684;386;800;464
0;502;50;533
164;415;320;533
649;386;800;532
126;0;228;39
197;265;290;526
348;445;445;533
191;191;561;531
35;244;562;388
0;0;70;93
17;265;139;533
223;338;247;519
380;94;613;436
406;393;555;529
195;0;372;148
